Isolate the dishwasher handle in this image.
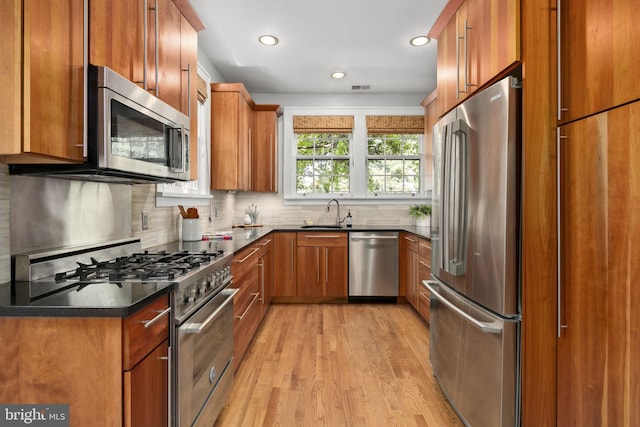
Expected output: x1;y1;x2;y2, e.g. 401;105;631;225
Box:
350;235;398;241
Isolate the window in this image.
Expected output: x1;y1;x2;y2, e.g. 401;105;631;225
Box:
296;133;351;194
283;108;427;202
366;115;424;195
367;133;422;194
293;115;354;195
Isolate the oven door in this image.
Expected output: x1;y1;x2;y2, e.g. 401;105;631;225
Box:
177;287;238;427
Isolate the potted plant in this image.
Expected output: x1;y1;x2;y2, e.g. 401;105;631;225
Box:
408;204;432;228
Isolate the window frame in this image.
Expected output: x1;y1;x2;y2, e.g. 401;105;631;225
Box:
283;106;428;203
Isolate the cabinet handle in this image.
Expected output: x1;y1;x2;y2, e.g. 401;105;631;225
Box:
260;239;272;246
248;128;252;189
556;0;568;120
259;261;265;304
290;237;295;279
236;292;260;320
404;236;416;243
557;128;568;337
325;247;329;284
82;0;88;154
269;134;274;191
305;235;342;238
153;0;159;96
418;260;430;268
463;21;475;92
419;291;430;301
141;307;171;328
234;247;260;263
183;63;191;116
139;0;148;89
316;248;320;283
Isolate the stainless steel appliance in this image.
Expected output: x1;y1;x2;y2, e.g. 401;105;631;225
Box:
10;65;190;184
426;75;521;427
349;232;398;299
11;238;236;427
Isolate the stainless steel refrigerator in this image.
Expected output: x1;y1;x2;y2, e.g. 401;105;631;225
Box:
425;75;521;427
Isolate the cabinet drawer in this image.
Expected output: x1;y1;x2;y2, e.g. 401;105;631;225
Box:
403;234;419;253
123;295;170;370
232;264;260;317
418;239;432;260
417;282;431;325
297;232;347;247
232;243;260;281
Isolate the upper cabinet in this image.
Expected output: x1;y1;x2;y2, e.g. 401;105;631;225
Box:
211;83;281;192
0;0;85;163
1;0;202;165
558;0;640;124
252;106;282;192
431;0;520;116
180;14;198;180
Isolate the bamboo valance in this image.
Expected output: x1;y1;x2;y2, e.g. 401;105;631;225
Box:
366;115;424;134
293;115;354;133
197;75;208;104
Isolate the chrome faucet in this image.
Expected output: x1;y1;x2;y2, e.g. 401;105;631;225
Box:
326;199;344;227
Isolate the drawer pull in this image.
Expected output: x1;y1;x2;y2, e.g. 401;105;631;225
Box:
234;248;260;263
305;235;342;238
260;239;272;246
236;292;260;320
141;307;171;329
404;236;416;243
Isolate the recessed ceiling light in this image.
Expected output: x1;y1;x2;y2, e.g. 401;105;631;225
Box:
331;71;346;79
258;35;279;46
410;35;431;47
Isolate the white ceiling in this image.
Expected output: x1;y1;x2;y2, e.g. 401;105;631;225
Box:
190;0;448;96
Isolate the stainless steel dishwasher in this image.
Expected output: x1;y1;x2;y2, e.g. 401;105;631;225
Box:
349;232;399;298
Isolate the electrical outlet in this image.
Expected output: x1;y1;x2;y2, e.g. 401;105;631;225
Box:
141;211;150;230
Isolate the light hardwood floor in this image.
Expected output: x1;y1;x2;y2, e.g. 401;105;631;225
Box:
214;304;463;427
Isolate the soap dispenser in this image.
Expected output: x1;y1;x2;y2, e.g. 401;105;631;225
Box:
346;210;353;228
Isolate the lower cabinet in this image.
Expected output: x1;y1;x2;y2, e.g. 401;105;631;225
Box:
0;294;170;426
273;232;297;297
402;232;432;324
296;232;348;299
231;233;275;370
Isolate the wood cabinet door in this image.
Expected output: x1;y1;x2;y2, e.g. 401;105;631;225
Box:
124;340;169;427
273;232;297;296
22;0;85;161
296;246;321;297
469;0;520;87
180;14;198;180
324;246;347;297
436;11;460;117
156;0;181;111
559;0;640;123
211;90;252;190
558;101;640;426
89;0;144;85
252;110;278;192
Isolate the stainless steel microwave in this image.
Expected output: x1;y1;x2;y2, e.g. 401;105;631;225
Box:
10;65;190;184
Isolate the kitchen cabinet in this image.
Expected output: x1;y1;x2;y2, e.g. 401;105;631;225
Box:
230;241;263;369
211;84;253;191
557;100;640;426
296;232;348;299
0;294;170;426
257;234;274;314
154;0;182;111
252;106;282;192
273;232;297;297
558;0;640;124
211;83;282;191
402;233;419;307
180;14;199;180
417;239;432;324
0;0;84;163
433;0;520;116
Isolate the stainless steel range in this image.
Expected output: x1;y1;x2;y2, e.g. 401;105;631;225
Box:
11;237;237;427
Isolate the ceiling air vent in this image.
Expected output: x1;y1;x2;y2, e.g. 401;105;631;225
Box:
351;85;371;90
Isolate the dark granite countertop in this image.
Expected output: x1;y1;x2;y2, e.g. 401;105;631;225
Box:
0;224;431;317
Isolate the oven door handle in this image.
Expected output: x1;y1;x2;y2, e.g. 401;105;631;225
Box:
183;288;239;334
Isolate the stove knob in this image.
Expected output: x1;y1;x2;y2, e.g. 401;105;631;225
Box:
188;289;197;302
199;287;206;294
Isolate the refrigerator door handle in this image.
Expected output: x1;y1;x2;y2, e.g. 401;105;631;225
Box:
425;280;502;334
448;119;469;276
440;122;451;271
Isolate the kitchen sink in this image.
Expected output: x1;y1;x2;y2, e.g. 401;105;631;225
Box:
300;225;343;229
